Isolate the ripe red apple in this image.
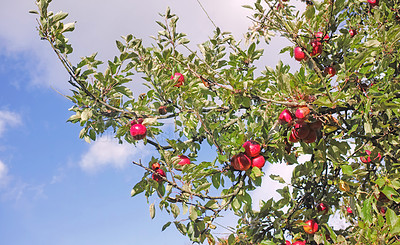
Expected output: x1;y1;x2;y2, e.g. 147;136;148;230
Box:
289;129;300;143
303;219;318;234
251;155;265;169
324;66;336;77
315;32;329;41
152;162;161;170
243;140;261;157
347;206;353;214
171;72;185;87
293;123;310;140
152;168;166;182
349;29;357;37
158;106;168;115
303;129;317;143
177;155;191;167
294;46;306;61
283;241;291;245
310;40;322;57
295;107;310;120
368;0;379;7
292;241;306;245
231;153;251;171
130;123;147;140
317;202;329;214
279;109;294;125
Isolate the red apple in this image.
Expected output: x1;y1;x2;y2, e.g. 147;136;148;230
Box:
158;106;167;115
368;0;379;7
315;32;329;41
171;72;185;87
295;107;310;120
294;46;306;61
251;155;265;169
324;66;336;77
293;123;310;140
303;129;317;143
347;206;353;214
131;118;144;125
130;123;147;140
303;219;318;234
279;109;294;125
243;140;261;157
310;40;322;57
349;29;357;37
293;241;306;245
152;168;166;182
379;206;387;215
283;241;291;245
152;162;160;170
289;129;300;143
231;153;251;171
317;203;329;214
177;155;191;167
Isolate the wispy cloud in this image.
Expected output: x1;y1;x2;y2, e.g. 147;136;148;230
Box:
0;110;22;137
0;160;9;186
79;136;151;173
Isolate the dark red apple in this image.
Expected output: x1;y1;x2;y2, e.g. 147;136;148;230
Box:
171;72;185;87
349;29;357;37
243;140;261;157
131;118;144;125
303;129;317;143
309;120;322;130
152;168;166;182
289;129;300;143
130;123;147;140
295;107;310;120
231;153;251;171
310;40;322;57
158;106;168;115
303;219;318;234
294;46;306;61
317;202;329;214
251;155;265;169
368;0;379;7
375;192;390;203
294;123;310;140
279;109;294;125
324;66;336;77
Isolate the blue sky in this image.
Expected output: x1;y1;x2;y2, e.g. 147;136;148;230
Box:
0;1;307;245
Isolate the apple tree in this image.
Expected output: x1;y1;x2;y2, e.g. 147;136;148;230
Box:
31;0;400;244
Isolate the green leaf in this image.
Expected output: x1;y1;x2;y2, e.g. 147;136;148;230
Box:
52;11;68;23
341;165;353;176
116;40;125;52
171;203;180;218
61;22;75;33
162;221;171;231
269;174;285;184
189;206;198;221
149;203;155;219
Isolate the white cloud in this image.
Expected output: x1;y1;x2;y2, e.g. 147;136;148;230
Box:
0;110;22;137
0;160;8;185
79;136;150;172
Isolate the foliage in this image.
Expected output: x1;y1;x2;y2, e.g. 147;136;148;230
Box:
31;0;400;244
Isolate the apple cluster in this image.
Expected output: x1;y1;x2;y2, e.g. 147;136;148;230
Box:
230;140;265;171
151;162;166;182
294;32;328;62
279;107;322;144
